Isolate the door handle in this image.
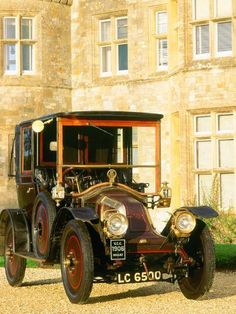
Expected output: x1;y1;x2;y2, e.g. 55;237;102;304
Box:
27;187;34;194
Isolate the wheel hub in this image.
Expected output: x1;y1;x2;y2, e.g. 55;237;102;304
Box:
64;251;78;272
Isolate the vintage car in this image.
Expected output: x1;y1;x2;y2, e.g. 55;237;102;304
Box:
0;111;218;304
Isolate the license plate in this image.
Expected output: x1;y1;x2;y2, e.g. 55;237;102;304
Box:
110;239;126;260
117;270;162;284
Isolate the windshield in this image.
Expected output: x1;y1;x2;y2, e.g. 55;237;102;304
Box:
62;124;159;193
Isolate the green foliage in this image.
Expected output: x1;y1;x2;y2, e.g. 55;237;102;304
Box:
188;174;236;244
205;209;236;244
215;244;236;269
0;257;38;268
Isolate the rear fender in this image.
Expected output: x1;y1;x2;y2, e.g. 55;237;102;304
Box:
0;209;30;255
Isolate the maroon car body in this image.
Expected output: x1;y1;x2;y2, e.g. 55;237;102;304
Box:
0;111;218;303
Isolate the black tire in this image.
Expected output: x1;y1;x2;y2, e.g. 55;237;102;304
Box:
32;192;56;259
4;223;26;287
178;223;215;300
60;220;94;304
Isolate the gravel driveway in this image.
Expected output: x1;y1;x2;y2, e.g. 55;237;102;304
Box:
0;268;235;314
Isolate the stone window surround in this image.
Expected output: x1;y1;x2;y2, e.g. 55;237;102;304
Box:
190;0;234;60
150;4;168;73
192;111;236;209
1;15;36;76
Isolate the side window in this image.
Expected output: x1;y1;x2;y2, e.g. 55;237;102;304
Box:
22;127;32;172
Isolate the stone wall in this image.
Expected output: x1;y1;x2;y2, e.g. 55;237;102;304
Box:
0;0;72;208
71;0;236;207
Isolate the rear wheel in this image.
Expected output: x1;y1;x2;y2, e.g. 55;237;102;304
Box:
4;223;26;286
60;220;94;304
32;192;56;259
178;223;215;300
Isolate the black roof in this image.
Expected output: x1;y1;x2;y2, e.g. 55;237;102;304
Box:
18;111;163;126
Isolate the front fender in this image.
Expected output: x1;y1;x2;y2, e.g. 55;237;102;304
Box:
51;206;99;236
182;206;218;218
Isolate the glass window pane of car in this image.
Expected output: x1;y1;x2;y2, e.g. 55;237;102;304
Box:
62;125;157;192
23;127;32;171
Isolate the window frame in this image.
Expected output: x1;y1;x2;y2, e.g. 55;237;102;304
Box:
155;10;168;72
193;112;236;209
98;16;128;77
100;45;112;77
117;43;128;75
2;15;36;76
115;16;128;40
193;23;210;60
214;0;233;18
215;20;232;57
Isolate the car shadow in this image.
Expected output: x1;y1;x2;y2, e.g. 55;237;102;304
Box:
87;283;175;304
22;278;62;287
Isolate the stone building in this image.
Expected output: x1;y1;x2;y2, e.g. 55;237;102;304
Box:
0;0;72;207
0;0;236;210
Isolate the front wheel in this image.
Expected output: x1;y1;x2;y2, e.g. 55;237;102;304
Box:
4;223;26;286
178;223;215;300
60;220;94;304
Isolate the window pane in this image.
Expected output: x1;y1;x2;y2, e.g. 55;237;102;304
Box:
221;173;235;208
198;174;212;204
156;12;167;34
196;25;209;55
101;46;111;74
21;18;33;39
23;128;32;171
117;17;128;39
218;114;234;132
196;141;212;169
218;139;234;168
158;39;168;67
193;0;210;19
100;20;111;41
195;115;211;133
4;17;16;39
22;45;33;71
215;0;232;17
118;44;128;71
217;22;232;53
5;44;17;72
